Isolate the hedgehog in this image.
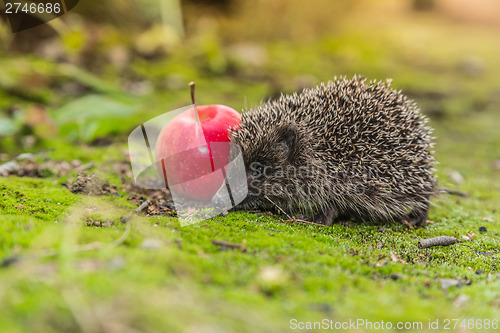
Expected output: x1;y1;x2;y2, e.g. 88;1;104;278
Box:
213;76;437;227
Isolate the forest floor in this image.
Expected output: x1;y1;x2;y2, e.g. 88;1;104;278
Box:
0;12;499;333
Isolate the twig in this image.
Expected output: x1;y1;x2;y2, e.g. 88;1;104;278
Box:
283;219;326;227
418;236;460;249
459;244;498;258
440;187;469;197
264;195;292;220
262;226;280;232
212;240;246;250
136;199;151;213
75;161;95;172
122;199;151;223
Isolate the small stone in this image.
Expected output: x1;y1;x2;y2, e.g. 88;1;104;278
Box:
0;160;20;175
492;298;500;308
16;153;34;161
102;219;112;227
313;303;332;314
340;221;352;227
493;159;500;170
453;295;469;308
141;238;163;250
475;269;485;275
479;226;487;232
448;170;464;185
108;257;126;271
438;278;462;289
1;257;20;267
257;266;288;291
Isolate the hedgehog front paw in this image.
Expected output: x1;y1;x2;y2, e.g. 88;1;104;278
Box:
296;208;338;226
301;208;338;226
401;203;430;228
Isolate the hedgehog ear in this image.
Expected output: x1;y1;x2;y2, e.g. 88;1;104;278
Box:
276;124;299;163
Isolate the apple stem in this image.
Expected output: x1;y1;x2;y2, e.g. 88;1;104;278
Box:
189;81;201;123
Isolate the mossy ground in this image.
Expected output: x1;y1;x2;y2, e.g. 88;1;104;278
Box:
1;8;500;333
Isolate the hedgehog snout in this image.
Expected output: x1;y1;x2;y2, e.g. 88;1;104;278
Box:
212;170;257;211
211;179;248;211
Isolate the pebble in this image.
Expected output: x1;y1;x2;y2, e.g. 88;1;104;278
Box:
448;170;464;185
453;294;469;308
438;278;462;289
140;238;163;250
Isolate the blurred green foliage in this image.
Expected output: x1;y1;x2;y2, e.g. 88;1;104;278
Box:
51;95;141;142
0;1;499;331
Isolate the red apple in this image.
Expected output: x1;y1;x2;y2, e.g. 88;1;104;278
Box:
155;102;241;201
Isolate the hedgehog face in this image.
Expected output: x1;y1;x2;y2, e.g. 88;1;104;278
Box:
228;123;314;210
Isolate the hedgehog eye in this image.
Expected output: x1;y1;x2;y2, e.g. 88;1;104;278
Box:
251;163;265;177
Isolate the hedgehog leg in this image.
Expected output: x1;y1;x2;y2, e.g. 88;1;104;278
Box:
404;202;430;228
313;207;339;226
